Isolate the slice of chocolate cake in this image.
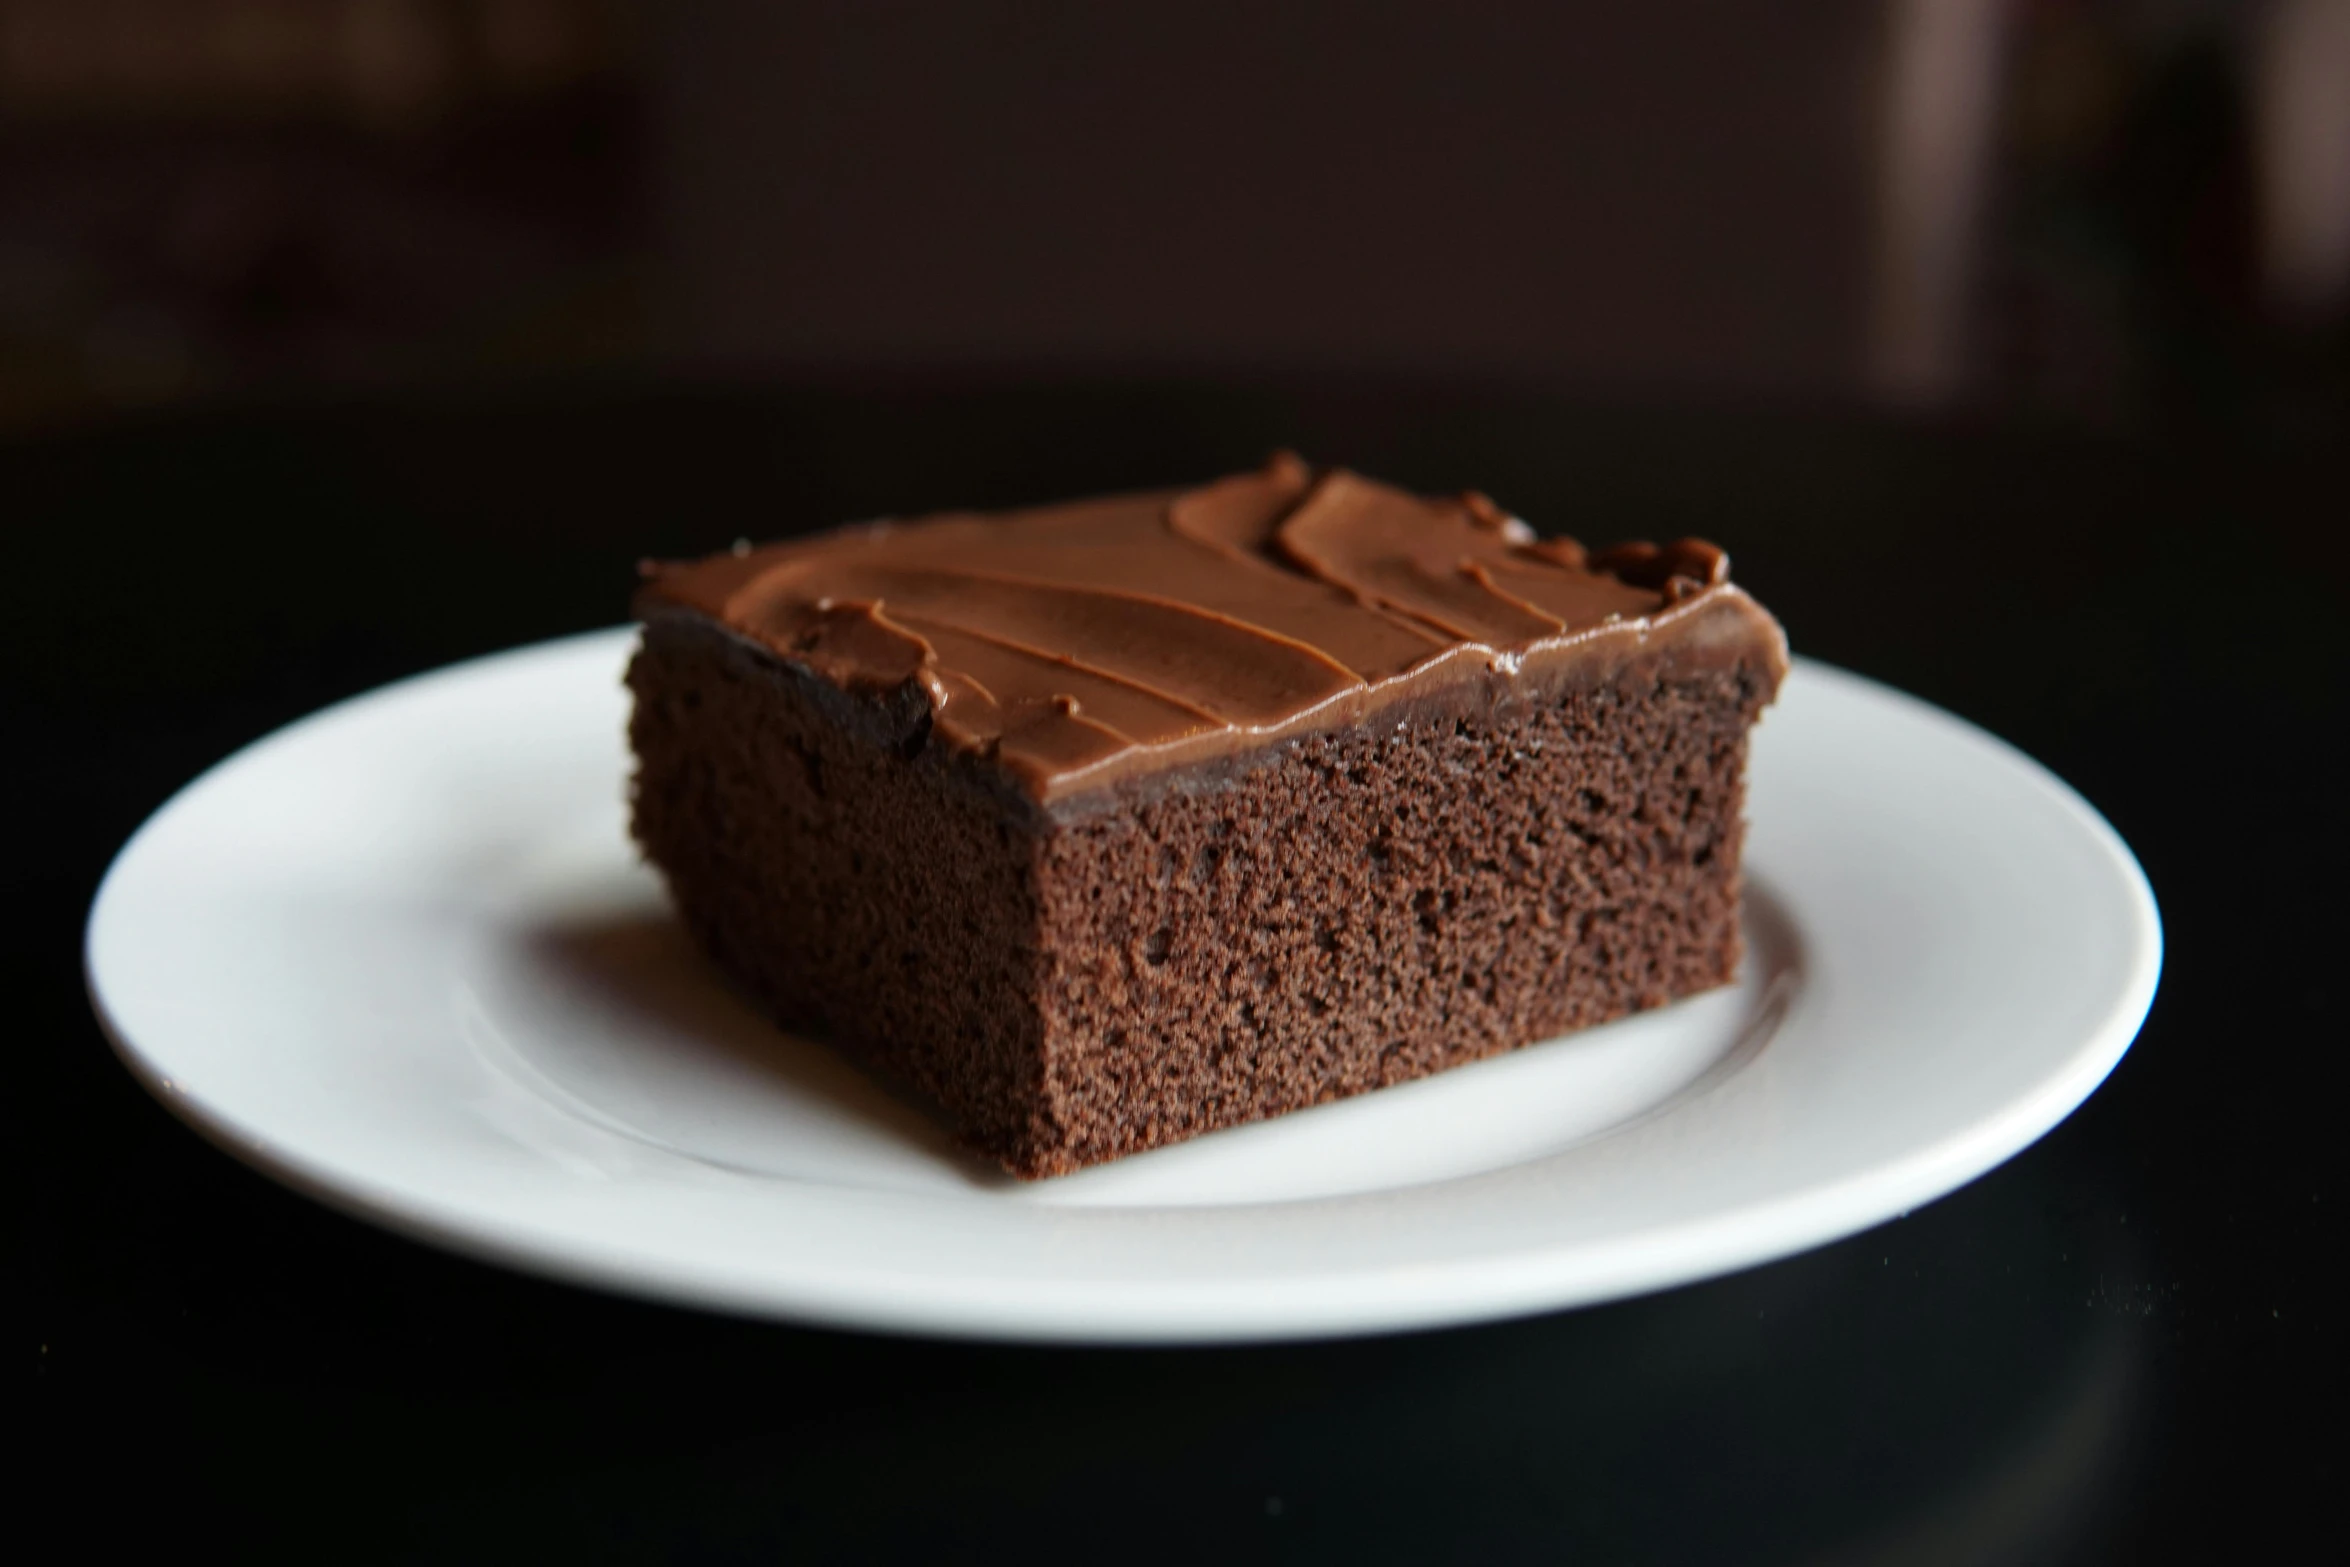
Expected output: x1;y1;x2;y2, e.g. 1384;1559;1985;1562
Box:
627;454;1788;1178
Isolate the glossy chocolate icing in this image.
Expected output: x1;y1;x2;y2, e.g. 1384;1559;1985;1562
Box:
637;455;1788;803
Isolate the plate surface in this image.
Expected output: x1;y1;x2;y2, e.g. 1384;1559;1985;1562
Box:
86;631;2159;1342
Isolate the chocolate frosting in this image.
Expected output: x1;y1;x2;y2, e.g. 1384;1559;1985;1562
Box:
637;455;1788;803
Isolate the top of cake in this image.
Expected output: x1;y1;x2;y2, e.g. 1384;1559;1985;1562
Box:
637;453;1788;802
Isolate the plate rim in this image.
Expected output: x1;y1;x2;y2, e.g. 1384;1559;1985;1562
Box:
84;632;2163;1343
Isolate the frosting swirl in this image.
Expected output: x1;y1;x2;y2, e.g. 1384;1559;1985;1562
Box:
638;454;1786;801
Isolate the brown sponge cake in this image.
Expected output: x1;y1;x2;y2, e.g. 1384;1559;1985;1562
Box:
626;455;1788;1178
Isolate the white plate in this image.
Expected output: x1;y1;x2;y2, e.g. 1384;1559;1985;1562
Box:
86;631;2159;1343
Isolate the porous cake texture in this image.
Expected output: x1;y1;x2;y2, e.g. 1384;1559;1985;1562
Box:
628;456;1787;1177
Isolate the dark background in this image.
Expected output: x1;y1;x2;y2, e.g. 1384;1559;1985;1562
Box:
11;3;2345;1561
5;0;2345;426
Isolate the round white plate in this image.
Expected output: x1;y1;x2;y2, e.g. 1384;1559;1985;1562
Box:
87;631;2159;1343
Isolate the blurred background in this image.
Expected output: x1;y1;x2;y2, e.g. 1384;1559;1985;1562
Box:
15;12;2341;1558
2;0;2344;436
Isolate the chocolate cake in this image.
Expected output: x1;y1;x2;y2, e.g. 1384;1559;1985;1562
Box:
627;455;1788;1178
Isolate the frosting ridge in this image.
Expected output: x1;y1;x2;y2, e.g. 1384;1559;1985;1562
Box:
638;456;1788;801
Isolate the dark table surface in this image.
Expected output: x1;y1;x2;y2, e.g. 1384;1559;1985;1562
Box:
13;379;2341;1563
